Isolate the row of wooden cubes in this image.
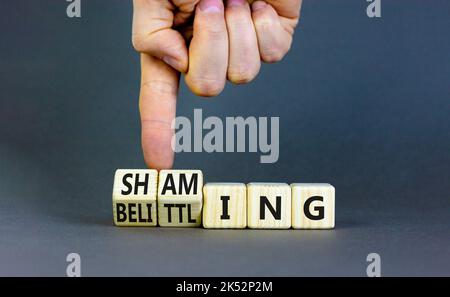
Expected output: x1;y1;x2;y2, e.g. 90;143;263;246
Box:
112;169;335;229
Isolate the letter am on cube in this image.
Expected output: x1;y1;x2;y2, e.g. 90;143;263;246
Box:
158;170;203;227
112;169;335;229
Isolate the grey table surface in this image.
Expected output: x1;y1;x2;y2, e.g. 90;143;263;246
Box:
0;0;449;276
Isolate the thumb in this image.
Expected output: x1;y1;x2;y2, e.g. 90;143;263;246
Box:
132;0;188;73
139;53;179;170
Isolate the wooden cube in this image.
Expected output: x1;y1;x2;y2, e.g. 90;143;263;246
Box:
112;169;158;226
203;183;247;229
291;183;335;229
157;170;203;227
247;183;291;229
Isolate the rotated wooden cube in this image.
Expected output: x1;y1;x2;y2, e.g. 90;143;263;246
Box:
157;170;203;227
247;183;291;229
203;183;247;229
291;183;335;229
112;169;158;226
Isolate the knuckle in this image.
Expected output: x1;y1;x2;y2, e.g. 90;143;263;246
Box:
187;77;224;97
228;66;258;84
132;34;145;52
262;49;284;63
204;27;226;41
197;20;226;41
141;80;178;96
261;44;289;63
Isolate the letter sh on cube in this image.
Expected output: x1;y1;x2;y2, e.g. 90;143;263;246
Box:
112;169;158;226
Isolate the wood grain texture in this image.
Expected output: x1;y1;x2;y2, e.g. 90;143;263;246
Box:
203;183;247;229
247;183;291;229
157;170;203;227
112;169;158;226
291;183;335;229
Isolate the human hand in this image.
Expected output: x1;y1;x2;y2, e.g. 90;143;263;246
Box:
132;0;302;169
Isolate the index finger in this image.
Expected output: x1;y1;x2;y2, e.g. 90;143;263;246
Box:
139;53;179;169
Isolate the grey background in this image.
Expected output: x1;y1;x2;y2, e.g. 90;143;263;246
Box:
0;0;449;276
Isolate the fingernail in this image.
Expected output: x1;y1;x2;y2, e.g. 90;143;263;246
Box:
252;1;267;11
163;56;179;70
227;0;246;8
199;0;223;13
